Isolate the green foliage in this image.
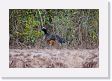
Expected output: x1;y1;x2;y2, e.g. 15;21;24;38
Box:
9;9;99;49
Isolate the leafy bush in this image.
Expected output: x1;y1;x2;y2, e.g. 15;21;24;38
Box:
9;9;99;49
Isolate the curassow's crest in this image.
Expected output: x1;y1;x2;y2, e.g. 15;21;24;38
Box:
41;26;65;48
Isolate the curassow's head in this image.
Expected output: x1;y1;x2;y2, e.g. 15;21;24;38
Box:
41;27;48;34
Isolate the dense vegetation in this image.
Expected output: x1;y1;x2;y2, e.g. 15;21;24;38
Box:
9;9;99;49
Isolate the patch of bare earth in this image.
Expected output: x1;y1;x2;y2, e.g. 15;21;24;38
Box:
9;48;99;68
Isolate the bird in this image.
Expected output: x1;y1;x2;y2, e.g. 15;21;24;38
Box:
41;26;65;48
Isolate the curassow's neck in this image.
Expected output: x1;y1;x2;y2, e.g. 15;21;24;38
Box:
42;28;48;35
